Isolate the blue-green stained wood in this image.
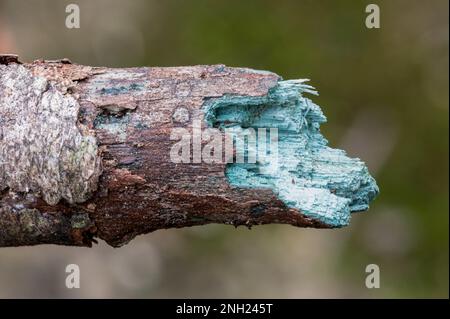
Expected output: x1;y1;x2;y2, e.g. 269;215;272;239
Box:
203;79;379;227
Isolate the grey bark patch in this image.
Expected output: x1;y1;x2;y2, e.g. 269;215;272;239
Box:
0;64;101;205
0;205;95;247
172;107;190;123
93;111;130;143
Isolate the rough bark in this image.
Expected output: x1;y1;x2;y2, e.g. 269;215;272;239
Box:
0;54;377;248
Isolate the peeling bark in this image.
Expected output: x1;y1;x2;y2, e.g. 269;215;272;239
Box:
0;56;378;248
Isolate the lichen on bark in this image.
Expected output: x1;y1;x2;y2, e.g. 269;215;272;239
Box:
0;204;96;247
0;63;101;205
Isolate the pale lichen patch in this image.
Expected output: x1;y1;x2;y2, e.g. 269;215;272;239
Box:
0;64;101;205
172;107;190;123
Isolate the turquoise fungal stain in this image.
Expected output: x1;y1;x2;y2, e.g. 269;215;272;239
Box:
100;83;144;95
203;80;379;227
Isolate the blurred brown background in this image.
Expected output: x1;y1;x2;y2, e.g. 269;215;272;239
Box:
0;0;448;298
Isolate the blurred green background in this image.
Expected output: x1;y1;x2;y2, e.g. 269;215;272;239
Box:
0;0;448;298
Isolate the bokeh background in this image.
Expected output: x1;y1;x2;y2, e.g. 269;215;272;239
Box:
0;0;448;298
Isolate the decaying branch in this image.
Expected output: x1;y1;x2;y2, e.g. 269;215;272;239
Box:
0;54;378;248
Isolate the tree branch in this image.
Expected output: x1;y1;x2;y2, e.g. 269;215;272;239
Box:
0;55;378;247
